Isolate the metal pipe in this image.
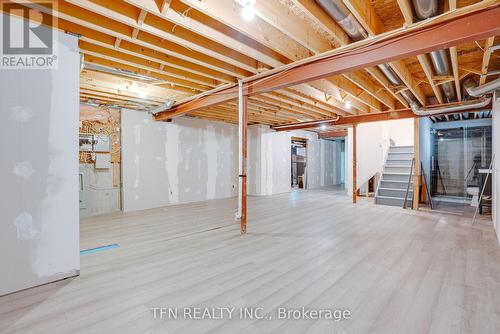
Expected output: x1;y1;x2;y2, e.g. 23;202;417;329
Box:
412;0;438;20
377;64;417;104
236;79;243;221
315;0;365;41
410;97;491;116
429;50;456;102
465;77;500;97
413;0;456;103
315;0;419;105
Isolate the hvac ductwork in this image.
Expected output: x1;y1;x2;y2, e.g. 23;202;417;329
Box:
429;50;456;102
464;77;500;97
413;0;456;104
410;97;491;116
377;64;418;104
315;0;365;41
412;0;438;20
315;0;418;105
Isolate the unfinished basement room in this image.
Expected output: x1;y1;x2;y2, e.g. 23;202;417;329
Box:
2;0;500;333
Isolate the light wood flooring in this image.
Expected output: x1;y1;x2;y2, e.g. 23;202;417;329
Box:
1;187;500;334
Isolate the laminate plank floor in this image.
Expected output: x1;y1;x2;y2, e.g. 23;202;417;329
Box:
1;187;500;334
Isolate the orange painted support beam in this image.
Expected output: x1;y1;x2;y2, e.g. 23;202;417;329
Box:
241;94;248;234
155;3;500;120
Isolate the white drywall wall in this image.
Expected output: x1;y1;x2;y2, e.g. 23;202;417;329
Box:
257;129;338;195
79;164;121;218
121;111;238;212
345;119;414;198
0;21;80;295
493;92;500;244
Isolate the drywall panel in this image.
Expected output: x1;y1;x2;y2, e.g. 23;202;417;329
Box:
121;111;238;212
493;92;500;244
388;119;414;146
79;164;121;218
262;131;291;195
0;22;80;295
257;129;337;195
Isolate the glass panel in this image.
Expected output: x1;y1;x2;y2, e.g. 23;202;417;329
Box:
431;125;492;199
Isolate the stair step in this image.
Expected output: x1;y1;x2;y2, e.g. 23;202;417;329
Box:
387;152;414;160
380;180;413;190
389;146;414;154
382;173;412;181
386;159;413;166
375;195;413;207
384;165;412;173
378;187;413;198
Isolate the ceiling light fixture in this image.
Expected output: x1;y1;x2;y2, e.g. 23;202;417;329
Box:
138;91;148;99
320;124;327;130
344;100;352;109
241;0;256;21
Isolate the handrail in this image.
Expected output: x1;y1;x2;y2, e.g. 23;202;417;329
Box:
403;158;415;209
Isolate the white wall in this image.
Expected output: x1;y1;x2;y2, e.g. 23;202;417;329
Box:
0;22;80;295
493;92;500;244
121;111;238;212
345;119;414;198
254;129;339;196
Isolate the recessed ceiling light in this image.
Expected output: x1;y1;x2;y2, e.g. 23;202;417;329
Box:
320;124;327;130
138;91;148;99
345;100;352;109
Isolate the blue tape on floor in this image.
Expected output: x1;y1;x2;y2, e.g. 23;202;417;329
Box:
80;243;120;256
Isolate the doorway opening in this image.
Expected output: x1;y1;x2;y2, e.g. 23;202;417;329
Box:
291;137;307;190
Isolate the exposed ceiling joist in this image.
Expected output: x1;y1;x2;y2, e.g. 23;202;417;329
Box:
155;3;500;121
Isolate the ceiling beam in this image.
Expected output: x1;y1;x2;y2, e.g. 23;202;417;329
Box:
272;102;491;130
154;3;500;120
479;36;495;85
342;0;383;36
340;0;416;108
416;54;444;103
180;0;310;61
233;0;333;53
319;130;348;139
66;0;258;74
289;0;350;46
449;46;462;101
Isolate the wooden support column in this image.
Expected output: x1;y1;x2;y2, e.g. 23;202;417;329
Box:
238;80;248;234
413;118;420;209
353;124;357;204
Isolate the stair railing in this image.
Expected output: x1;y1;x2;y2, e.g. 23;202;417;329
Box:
403;158;415;209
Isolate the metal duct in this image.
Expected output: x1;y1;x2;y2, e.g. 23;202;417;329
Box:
429;50;456;102
412;0;438;20
410;97;491;116
377;64;417;104
315;0;365;41
413;0;456;104
465;77;500;97
315;0;418;105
